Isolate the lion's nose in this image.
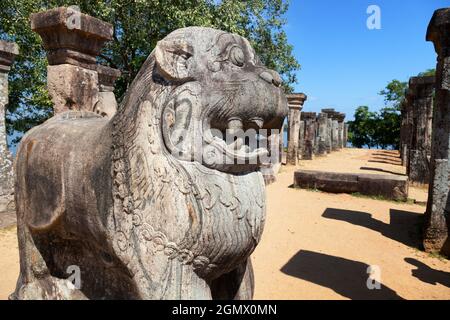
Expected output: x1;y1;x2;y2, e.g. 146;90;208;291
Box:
259;70;282;87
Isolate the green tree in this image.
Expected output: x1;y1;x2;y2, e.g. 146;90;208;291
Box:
0;0;300;146
348;106;377;149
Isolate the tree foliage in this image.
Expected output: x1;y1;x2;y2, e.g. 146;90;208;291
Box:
0;0;300;146
349;69;436;150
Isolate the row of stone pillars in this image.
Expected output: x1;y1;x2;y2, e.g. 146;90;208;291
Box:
422;8;450;256
285;95;347;166
400;76;435;185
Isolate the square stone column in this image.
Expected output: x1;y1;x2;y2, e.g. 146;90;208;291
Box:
286;93;307;165
424;8;450;255
317;112;328;156
337;113;346;149
31;6;113;114
298;120;305;160
326;118;333;153
404;89;415;175
408;76;435;185
0;40;19;197
322;108;340;151
301;112;316;160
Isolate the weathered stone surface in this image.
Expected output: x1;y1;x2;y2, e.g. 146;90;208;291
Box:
293;170;409;201
30;6;113;69
337;113;346;149
408;76;434;184
13;27;287;299
321;109;340;151
317;113;328;156
286;93;307;165
47;64;99;113
424;8;450;256
298;120;305;160
0;40;18;197
93;65;121;118
32;7;115;114
326;118;333;153
301;112;316;160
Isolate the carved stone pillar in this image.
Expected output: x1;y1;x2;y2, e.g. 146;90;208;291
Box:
93;65;121;118
326;118;333;153
337;113;346;149
408;76;434;184
322;108;339;151
405;89;415;175
317;113;328;156
301;112;316;160
286;93;307;165
424;8;450;255
298;120;305;160
0;41;18;197
31;7;113;114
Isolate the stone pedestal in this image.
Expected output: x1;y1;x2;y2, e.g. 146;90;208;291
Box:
0;41;18;198
286;93;307;165
408;76;434;185
31;6;113;114
301;112;316;160
424;8;450;256
317;113;328;156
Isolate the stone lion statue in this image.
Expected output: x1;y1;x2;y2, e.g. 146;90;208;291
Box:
12;27;287;299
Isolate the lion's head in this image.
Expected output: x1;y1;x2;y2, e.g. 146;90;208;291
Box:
110;27;287;286
151;27;287;173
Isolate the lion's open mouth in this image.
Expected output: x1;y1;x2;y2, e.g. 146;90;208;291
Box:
202;117;273;172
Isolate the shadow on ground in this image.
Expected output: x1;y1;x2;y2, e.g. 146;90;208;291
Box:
322;208;423;249
405;258;450;288
360;166;406;176
281;250;403;300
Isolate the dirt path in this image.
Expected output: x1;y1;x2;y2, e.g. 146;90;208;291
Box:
252;148;449;299
0;148;448;299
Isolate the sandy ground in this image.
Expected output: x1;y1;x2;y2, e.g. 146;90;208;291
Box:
252;148;449;300
0;148;448;299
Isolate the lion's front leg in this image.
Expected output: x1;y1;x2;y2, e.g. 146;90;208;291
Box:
210;259;255;300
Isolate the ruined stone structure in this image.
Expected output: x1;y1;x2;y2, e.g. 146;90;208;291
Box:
317;113;328;156
13;16;287;299
286;93;307;165
0;41;18;198
423;8;450;256
408;76;434;184
301;112;316;160
31;7;116;114
322;109;341;151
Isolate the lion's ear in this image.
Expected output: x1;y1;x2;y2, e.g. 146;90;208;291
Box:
155;39;194;81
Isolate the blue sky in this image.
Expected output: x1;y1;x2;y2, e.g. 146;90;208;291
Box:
284;0;447;120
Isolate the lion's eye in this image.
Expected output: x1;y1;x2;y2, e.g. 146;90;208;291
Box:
229;46;245;67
